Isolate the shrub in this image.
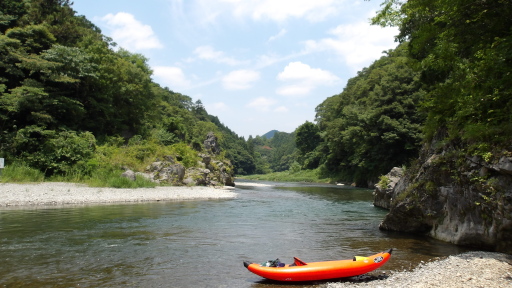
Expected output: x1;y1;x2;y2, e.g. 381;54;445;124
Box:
13;127;96;176
377;175;391;190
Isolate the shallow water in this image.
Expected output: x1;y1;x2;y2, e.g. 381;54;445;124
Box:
0;180;471;287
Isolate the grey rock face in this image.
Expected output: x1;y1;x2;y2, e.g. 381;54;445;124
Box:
379;133;512;254
373;167;404;209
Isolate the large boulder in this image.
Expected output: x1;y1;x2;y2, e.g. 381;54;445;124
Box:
183;167;210;186
204;132;220;155
379;131;512;254
183;153;235;187
145;158;186;184
121;169;136;181
373;167;404;209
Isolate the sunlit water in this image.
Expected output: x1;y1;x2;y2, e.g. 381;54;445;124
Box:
0;180;471;287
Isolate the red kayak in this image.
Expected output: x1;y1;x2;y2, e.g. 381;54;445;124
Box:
244;249;392;282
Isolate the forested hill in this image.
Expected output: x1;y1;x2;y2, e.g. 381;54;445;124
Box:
262;130;279;139
372;0;512;253
0;0;256;177
289;0;511;187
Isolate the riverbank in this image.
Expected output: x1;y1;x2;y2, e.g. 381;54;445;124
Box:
327;251;512;288
0;182;237;208
238;168;332;184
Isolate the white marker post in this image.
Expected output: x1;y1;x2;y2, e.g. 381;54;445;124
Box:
0;158;3;177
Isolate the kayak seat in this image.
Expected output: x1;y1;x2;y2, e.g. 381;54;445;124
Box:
293;257;307;266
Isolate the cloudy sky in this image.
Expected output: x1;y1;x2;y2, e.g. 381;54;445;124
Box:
72;0;398;139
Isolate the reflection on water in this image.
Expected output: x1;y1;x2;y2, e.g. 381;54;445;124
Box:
0;180;471;287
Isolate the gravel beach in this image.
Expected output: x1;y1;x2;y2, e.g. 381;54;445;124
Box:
0;182;237;208
327;251;512;288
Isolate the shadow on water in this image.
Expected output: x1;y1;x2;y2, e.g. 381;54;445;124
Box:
0;180;476;287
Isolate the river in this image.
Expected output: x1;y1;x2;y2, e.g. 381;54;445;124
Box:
0;180;471;287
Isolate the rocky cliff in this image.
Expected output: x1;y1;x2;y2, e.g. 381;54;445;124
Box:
375;132;512;254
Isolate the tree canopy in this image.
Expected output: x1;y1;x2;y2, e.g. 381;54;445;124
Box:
0;0;256;176
314;44;425;185
374;0;512;145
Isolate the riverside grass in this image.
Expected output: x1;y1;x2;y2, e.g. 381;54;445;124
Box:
0;162;156;188
0;162;45;183
0;141;199;188
239;168;332;183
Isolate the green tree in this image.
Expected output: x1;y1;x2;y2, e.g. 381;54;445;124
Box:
295;121;322;169
268;132;296;172
0;0;258;179
315;44;425;185
374;0;512;145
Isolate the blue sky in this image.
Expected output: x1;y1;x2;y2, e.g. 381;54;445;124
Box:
72;0;398;139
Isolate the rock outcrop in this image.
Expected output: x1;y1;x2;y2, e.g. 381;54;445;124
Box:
378;132;512;254
123;133;235;187
145;156;186;184
373;167;404;209
182;153;235;187
204;132;220;155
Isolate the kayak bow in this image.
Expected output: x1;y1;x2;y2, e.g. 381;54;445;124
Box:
244;248;392;282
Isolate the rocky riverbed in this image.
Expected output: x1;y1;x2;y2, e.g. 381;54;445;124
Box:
327;251;512;288
0;182;237;208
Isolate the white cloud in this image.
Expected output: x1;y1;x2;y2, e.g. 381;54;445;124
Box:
276;61;340;96
303;22;398;71
101;12;163;51
152;66;191;90
207;102;229;112
222;69;260;90
246;97;277;111
255;53;287;69
274;106;289;112
194;45;245;66
220;0;341;22
268;28;287;42
182;0;343;26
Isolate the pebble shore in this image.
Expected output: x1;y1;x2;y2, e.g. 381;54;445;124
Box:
0;182;237;208
327;251;512;288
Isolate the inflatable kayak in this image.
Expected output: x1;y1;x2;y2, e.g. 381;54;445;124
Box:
243;248;392;282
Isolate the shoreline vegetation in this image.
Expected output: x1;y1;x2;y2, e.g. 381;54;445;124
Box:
238;168;333;184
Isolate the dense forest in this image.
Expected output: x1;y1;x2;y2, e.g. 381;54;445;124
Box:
0;0;259;181
1;0;510;188
289;0;511;187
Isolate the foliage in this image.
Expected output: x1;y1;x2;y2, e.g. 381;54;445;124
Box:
239;167;331;183
295;121;321;156
374;0;512;148
269;132;297;172
295;121;323;169
11;127;96;176
0;0;257;182
0;161;45;182
315;43;425;186
377;175;390;190
84;166;156;188
209;115;256;175
170;143;199;168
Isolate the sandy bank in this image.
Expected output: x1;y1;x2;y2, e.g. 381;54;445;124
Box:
327;251;512;288
0;182;237;208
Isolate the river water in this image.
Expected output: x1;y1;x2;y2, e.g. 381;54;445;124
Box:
0;180;471;287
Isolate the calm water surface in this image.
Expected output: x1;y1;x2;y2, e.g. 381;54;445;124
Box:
0;180;471;287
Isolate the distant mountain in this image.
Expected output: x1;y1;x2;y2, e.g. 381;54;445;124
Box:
261;130;279;139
